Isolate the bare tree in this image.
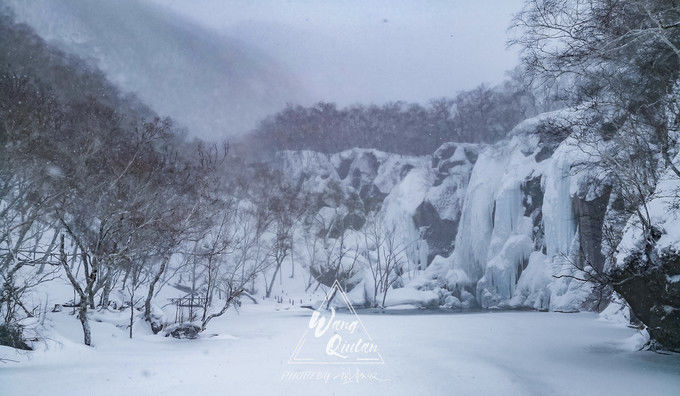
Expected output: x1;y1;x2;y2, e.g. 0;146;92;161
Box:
361;213;408;308
512;0;680;350
198;204;271;331
123;256;150;339
264;178;303;298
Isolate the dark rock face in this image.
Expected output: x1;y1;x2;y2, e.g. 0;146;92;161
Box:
350;168;363;189
400;164;414;179
349;151;380;189
361;152;380;174
327;217;345;239
165;323;201;339
534;119;572;148
359;184;387;212
572;186;611;272
150;320;164;335
413;201;459;265
435;161;466;185
463;146;478;164
534;145;554;162
432;143;458;166
147;304;166;334
521;176;544;252
310;264;360;290
343;212;365;231
327;211;366;239
432;143;456;186
431;143;479;187
613;233;680;351
336;158;352;180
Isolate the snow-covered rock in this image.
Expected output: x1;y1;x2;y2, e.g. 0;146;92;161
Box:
164;323;201;339
611;162;680;351
423;109;612;311
271;109;619;313
274;144;479;272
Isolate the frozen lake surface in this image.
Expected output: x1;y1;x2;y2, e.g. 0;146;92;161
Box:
1;308;679;395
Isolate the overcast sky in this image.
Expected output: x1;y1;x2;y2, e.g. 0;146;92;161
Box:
150;0;525;106
8;0;526;138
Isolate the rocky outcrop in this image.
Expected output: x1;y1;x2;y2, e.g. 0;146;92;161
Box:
413;201;459;264
613;167;680;351
521;176;544;252
572;186;611;273
425;109;620;312
274;144;479;269
416;143;479;266
271;108;677;351
613;232;680;351
164;323;201;339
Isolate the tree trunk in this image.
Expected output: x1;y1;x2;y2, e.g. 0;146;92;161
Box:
373;286;379;308
305;271;313;292
59;234;91;346
201;279;211;323
265;262;282;298
100;276;113;309
381;285;389;309
200;290;242;331
88;292;95;309
78;297;91;346
325;287;338;310
129;291;135;339
85;256;98;310
144;258;167;333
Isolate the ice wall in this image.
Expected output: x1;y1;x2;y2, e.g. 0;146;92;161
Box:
448;131;545;308
273;110;608;312
433;110;607;311
542;141;577;259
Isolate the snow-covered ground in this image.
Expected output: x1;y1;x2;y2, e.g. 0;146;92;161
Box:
1;306;678;396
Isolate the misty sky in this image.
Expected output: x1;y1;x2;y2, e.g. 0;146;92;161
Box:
7;0;526;138
150;0;525;106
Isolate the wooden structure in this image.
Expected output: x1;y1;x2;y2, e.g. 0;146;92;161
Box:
169;296;206;324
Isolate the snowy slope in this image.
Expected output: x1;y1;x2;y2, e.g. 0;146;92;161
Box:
3;0;303;139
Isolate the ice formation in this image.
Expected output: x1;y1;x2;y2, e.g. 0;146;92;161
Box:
270;110;610;311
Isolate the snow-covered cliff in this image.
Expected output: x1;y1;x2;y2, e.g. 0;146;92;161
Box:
273;143;479;270
433;110;607;311
611;159;680;349
274;109;617;312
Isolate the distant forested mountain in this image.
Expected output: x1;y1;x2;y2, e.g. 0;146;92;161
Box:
241;71;561;155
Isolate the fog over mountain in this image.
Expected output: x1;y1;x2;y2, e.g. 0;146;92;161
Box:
4;0;522;140
3;0;306;140
152;0;523;106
